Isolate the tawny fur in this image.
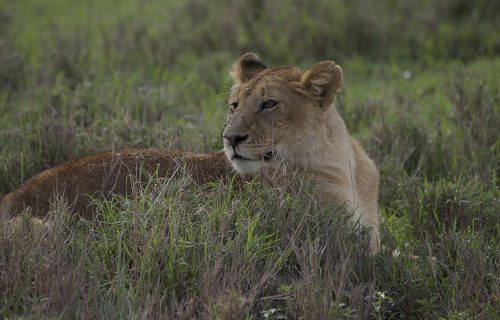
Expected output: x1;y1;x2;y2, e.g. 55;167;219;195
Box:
0;53;380;252
0;150;233;219
224;53;379;252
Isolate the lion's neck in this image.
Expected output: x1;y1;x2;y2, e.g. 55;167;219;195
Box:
314;107;354;171
308;106;358;207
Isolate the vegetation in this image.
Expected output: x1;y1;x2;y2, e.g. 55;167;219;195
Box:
0;0;498;318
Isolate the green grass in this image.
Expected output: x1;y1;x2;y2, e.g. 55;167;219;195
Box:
0;0;499;318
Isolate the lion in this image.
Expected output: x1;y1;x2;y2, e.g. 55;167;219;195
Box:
0;53;380;252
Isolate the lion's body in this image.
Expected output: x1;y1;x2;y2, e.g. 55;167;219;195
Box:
0;150;232;218
0;53;380;252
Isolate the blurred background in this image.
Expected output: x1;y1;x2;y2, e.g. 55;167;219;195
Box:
2;0;499;69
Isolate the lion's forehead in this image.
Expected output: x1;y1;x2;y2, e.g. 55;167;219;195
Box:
232;67;303;100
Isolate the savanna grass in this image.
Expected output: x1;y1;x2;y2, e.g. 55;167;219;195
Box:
1;0;499;318
1;170;371;318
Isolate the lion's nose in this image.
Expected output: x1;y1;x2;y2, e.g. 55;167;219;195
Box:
223;134;248;148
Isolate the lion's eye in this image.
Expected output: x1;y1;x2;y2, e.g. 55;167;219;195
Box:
259;99;279;110
230;102;238;111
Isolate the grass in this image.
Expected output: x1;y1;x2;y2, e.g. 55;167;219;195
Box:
0;0;499;318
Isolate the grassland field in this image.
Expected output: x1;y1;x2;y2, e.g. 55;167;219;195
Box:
0;0;499;319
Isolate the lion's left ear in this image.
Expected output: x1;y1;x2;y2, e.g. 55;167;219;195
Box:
230;52;267;85
301;61;342;108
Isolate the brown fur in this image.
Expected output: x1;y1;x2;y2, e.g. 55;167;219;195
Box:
0;149;233;219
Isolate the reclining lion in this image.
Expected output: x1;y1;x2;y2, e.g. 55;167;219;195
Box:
0;53;380;252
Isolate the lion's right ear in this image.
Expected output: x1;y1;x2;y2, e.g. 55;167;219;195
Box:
230;53;267;85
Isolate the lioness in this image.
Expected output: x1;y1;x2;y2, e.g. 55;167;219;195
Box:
0;53;379;252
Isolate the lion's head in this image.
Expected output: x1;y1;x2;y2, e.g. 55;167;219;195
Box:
223;53;343;174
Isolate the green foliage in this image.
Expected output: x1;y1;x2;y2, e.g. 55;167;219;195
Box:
0;0;499;318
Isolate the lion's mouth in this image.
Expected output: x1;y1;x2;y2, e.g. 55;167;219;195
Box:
232;153;252;161
263;150;275;161
231;150;275;162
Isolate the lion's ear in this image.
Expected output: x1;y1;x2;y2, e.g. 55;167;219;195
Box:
301;61;342;108
230;52;267;85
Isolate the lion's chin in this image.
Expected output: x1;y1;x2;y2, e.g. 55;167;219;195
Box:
229;158;263;175
224;146;276;175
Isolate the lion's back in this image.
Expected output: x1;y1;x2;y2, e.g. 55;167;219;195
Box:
0;149;233;219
